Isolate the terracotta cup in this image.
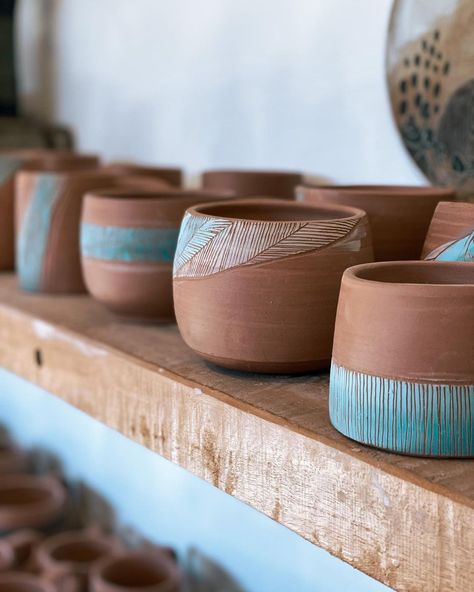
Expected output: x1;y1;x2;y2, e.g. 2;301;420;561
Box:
81;189;231;321
15;170;127;293
329;261;474;457
296;184;455;261
34;530;118;592
173;198;373;373
201;169;303;199
0;150;99;271
0;475;66;532
91;551;181;592
103;163;182;187
421;201;474;261
0;572;56;592
0;530;42;570
0;441;28;474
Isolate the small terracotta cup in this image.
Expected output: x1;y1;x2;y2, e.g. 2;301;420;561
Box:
81;189;231;321
173;198;373;373
201;169;303;199
15;170;126;293
34;530;118;592
0;530;43;570
0;441;28;474
103;163;182;187
0;475;66;532
421;201;474;261
0;572;56;592
296;184;455;261
329;261;474;457
0;150;99;271
91;551;181;592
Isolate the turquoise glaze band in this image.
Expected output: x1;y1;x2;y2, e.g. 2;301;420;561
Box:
329;361;474;457
80;223;180;263
18;174;60;291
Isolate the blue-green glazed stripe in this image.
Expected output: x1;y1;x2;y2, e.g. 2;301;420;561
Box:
80;223;180;263
17;174;60;291
329;361;474;457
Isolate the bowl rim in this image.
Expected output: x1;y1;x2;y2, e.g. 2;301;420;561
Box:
188;197;367;223
202;168;303;178
344;260;474;289
83;188;234;205
296;183;456;198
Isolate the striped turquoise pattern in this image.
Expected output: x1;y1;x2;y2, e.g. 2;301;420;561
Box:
17;174;60;291
329;361;474;457
80;223;180;263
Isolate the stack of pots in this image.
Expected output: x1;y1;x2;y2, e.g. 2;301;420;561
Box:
0;439;182;592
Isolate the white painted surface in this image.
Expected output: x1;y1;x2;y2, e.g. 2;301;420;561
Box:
16;0;425;185
0;370;391;591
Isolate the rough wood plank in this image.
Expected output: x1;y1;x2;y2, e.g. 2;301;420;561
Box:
0;274;472;591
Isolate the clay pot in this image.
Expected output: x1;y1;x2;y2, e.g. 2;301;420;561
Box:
0;441;28;474
0;572;56;592
296;184;455;261
91;551;181;592
173;198;373;373
0;150;99;271
421;201;474;261
0;530;42;571
34;530;118;592
103;163;182;187
81;189;231;321
0;475;66;532
329;261;474;457
201;169;303;199
15;170;125;293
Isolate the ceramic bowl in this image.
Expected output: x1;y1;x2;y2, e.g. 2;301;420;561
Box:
201;169;303;199
296;184;455;261
35;530;118;592
173;198;373;373
0;150;99;271
0;475;66;532
329;261;474;457
422;201;474;261
15;170;131;293
0;572;56;592
81;189;231;321
91;551;181;592
103;163;182;187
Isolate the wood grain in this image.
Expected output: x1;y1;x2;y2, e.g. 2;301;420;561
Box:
0;275;472;591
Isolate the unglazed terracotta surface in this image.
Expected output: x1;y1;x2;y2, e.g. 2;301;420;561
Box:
0;572;56;592
422;200;474;260
297;184;455;261
201;169;303;199
103;163;182;187
0;150;99;271
16;170;125;293
81;189;231;321
0;475;66;532
173;198;373;373
329;261;474;457
91;551;181;592
0;442;27;474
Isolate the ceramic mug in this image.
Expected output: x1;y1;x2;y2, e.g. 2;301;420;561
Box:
297;184;455;261
421;201;474;261
91;551;182;592
201;169;303;199
173;198;373;373
81;189;231;321
329;261;474;457
0;150;99;271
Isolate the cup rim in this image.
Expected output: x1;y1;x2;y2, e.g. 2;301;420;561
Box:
188;197;366;223
202;168;302;178
84;188;233;204
296;183;456;198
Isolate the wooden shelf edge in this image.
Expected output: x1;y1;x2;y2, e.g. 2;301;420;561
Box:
0;292;472;591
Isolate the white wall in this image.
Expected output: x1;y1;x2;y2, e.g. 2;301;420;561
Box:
17;0;425;184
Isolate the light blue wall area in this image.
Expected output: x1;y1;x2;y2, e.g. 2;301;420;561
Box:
0;369;391;592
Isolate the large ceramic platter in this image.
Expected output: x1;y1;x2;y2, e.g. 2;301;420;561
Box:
387;0;474;195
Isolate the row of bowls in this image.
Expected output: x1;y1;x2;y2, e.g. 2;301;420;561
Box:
0;440;181;592
1;149;473;457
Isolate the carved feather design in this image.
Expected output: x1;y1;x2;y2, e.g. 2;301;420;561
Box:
173;212;360;278
425;231;474;261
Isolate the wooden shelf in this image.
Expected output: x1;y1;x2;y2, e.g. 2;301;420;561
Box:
0;274;471;591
